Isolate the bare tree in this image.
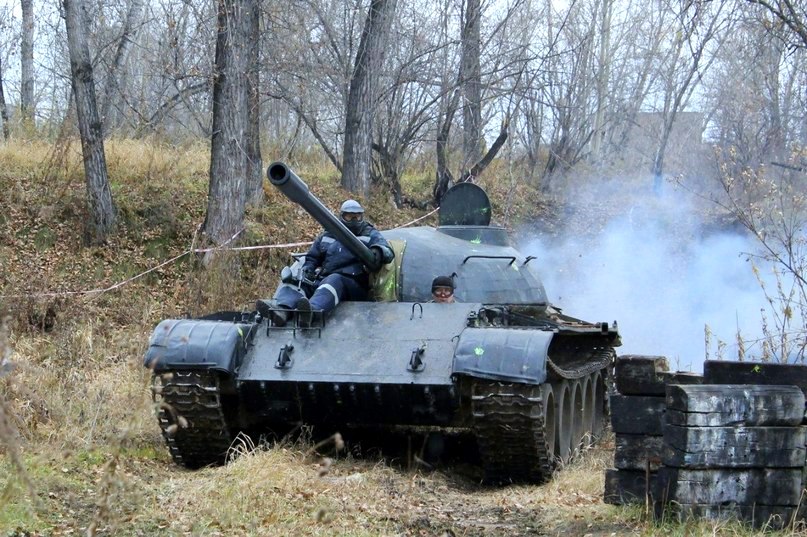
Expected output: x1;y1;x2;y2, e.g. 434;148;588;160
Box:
123;0;216;137
702;1;806;179
432;0;463;205
265;0;361;172
709;156;807;361
432;0;527;204
245;0;263;206
746;0;807;48
203;0;252;247
372;1;451;207
650;0;731;193
100;0;145;134
515;0;674;187
0;56;9;140
603;0;672;165
536;1;598;191
0;7;11;140
63;0;117;243
590;0;613;161
461;0;482;168
20;0;34;126
342;0;397;196
433;85;462;205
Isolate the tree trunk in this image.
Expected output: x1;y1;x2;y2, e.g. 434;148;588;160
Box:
203;0;251;247
651;140;667;194
372;142;402;207
461;0;482;169
245;0;263;206
341;0;397;196
433;87;461;206
21;0;35;126
63;0;117;244
0;57;10;140
591;0;613;162
459;119;509;183
101;0;144;135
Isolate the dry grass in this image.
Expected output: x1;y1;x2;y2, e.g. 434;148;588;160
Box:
1;138;805;536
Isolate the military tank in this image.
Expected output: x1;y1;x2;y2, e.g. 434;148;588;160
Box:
144;162;621;484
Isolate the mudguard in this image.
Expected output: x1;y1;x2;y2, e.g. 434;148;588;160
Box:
452;327;552;384
143;319;254;374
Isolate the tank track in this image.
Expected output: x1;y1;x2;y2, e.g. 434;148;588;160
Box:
471;347;615;484
548;347;615;379
152;370;234;468
471;381;553;484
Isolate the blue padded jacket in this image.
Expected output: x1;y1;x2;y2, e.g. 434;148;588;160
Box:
302;222;394;281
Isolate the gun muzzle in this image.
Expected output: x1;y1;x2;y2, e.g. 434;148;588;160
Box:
267;162;381;272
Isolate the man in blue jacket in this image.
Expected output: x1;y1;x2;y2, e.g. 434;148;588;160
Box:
258;199;394;326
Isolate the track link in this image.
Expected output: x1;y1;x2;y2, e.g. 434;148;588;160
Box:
153;370;234;468
471;381;554;484
548;346;615;380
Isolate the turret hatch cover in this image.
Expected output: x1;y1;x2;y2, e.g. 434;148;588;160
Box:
439;183;492;226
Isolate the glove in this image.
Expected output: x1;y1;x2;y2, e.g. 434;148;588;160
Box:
302;268;316;281
370;247;383;267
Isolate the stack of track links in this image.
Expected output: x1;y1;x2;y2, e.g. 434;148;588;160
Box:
604;355;702;507
657;382;806;528
604;356;807;529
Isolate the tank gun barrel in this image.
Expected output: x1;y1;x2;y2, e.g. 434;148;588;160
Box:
267;161;381;271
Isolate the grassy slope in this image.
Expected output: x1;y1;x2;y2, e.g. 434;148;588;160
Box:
0;140;800;536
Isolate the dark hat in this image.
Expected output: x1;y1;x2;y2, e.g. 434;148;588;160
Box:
431;275;454;291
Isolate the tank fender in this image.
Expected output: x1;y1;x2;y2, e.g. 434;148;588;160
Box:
452;328;552;384
143;319;255;375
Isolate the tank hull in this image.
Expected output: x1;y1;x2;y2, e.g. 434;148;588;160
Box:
147;301;617;482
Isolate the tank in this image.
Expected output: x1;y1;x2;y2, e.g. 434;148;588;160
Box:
144;162;621;484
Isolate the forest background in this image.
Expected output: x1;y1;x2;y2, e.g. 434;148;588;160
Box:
0;0;806;534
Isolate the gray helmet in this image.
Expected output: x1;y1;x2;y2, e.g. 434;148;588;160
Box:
340;199;365;214
340;199;365;234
